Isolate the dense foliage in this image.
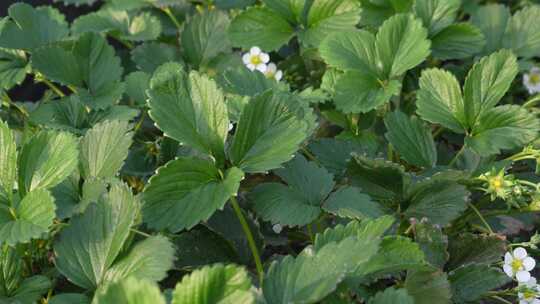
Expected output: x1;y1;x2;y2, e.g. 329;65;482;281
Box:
1;0;540;303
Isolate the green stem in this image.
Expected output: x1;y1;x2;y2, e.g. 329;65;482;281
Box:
230;196;264;285
131;228;151;238
448;145;466;167
1;91;28;117
40;78;65;97
523;94;540;108
468;203;494;234
161;7;182;30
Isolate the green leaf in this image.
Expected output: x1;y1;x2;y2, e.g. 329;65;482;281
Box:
448;264;509;303
72;10;162;41
466;104;540;156
0;3;69;51
93;277;165;304
181;11;231;68
80;120;133;180
447;233;507;270
462;49;518;127
0;189;56;245
216;66;276;97
503;6;540;59
319;30;378;75
250;154;334;226
375;14;431;78
228;7;294;51
263;0;305;23
384;111;437;168
125;71;150;105
54;183;139;290
0;48;29;90
471;4;510;55
299;0;361;48
415;222;448;269
31;32;124;109
148;62;229;164
50;294;90;304
0;275;51;304
104;236;175;283
229;91;313;173
322;186;384;220
404;179;470;226
369;288;414;304
431;23;485;60
172;264;254;304
18;131;79;194
413;0;460;36
142;157;243;233
0;120;16;203
131;42;182;74
416;68;466;134
405;270;452;304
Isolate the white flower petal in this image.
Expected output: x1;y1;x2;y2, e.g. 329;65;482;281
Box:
246;63;256;71
532;67;540;74
517;270;532;282
250;46;261;55
260;53;270;63
256;64;267;73
514;247;528;259
266;63;277;73
505;252;514;264
520;300;528;304
503;264;514;277
275;70;283;81
242;53;251;64
228;123;233;131
524;257;536;271
532;299;540;304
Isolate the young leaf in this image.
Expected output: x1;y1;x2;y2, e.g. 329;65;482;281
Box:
431;23;485;60
172;264;254;304
322;186;385;220
413;0;460;36
369;288;414;304
0;120;16;202
384;111;437;168
18;131;78;194
93;277;165;304
142;157;243;233
131;42;183;73
0;3;69;51
80;120;133;180
147;62;229;164
0;189;56;245
229;91;313;173
0;49;29;90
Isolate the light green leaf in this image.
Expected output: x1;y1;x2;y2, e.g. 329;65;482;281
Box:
384;111;437;168
0;120;16;203
405;270;452;304
172;264;254;304
413;0;461;36
31;32;124;109
18;131;78;194
462;49;518;126
471;4;510;55
449;264;509;303
142;157;243;233
80;120;133;180
263;0;305;23
54;183;139;289
228;7;294;51
319;30;378;75
125;71;150;105
0;3;69;51
93;277;165;304
0;189;56;245
131;42;182;74
431;23;485;60
181;11;231;68
0;48;29;90
216;66;276;97
503;6;540;59
322;186;384;220
104;236;175;283
369;288;414;304
466;105;540;156
376;14;431;78
148;62;228;164
229;91;313;173
250;154;334;226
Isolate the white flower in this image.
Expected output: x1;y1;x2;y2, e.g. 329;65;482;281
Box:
519;277;540;304
242;47;270;73
503;247;536;282
228;122;234;131
272;224;282;234
264;63;283;81
524;67;540;95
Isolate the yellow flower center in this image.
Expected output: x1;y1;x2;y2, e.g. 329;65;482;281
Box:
512;258;524;272
490;177;503;190
531;73;540;84
250;56;262;65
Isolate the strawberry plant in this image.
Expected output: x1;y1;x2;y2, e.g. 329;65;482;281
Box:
1;0;540;303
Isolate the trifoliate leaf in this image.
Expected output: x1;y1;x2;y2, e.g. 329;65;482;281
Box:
131;42;183;74
447;233;507;270
369;288;414;304
322;186;385;220
384;111;437;168
0;3;69;51
250;154;335;226
93;277;165;304
148;62;229;164
0;48;29;90
54;183;139;289
466;104;540;156
72;10;162;41
404;179;470;226
31;32;124;109
405;270;452;304
229;91;313;173
503;5;540;59
448;264;510;303
80;120;134;180
470;4;510;55
0;120;16;203
172;264;254;304
413;0;460;36
431;23;485;60
228;7;294;51
308;138;373;177
18;131;78;194
0;188;56;245
124;71;150;105
181;11;231;68
142;157;243;233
